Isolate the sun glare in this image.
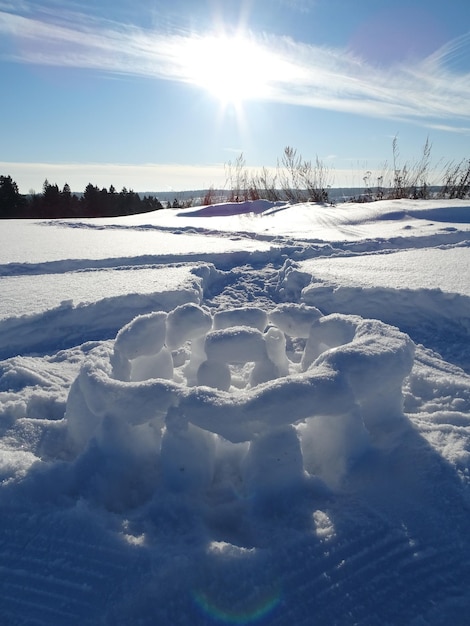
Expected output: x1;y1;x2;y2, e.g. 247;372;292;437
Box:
183;32;281;107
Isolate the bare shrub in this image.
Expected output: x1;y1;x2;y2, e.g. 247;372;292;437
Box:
224;148;330;204
202;186;216;206
278;146;331;203
441;158;470;199
225;153;249;202
390;136;432;199
251;167;281;201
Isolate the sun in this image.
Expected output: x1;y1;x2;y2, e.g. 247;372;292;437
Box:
182;31;280;107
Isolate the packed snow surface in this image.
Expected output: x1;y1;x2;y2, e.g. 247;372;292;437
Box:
0;266;197;320
1;198;470;625
300;246;470;295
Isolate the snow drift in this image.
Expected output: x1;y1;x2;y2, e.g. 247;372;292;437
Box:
1;199;470;625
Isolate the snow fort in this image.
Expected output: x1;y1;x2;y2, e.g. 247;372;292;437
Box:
64;302;415;512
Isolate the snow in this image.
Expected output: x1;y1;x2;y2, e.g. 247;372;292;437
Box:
0;266;198;320
204;326;268;364
0;218;275;265
300;245;470;295
166;303;213;348
1;198;470;624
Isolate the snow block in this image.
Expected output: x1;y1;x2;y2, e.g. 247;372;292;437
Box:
301;313;361;370
204;326;268;364
180;365;355;444
241;425;304;496
114;311;167;361
297;407;370;487
213;307;268;332
197;359;231;391
160;406;216;492
166;303;212;349
308;315;415;429
269;303;323;338
130;346;174;382
249;358;282;387
264;326;289;375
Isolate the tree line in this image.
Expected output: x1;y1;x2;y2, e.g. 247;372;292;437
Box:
0;176;167;219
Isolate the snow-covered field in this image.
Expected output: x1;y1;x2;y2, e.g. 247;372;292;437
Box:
1;198;469;625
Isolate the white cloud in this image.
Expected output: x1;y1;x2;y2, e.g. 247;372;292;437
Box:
1;7;470;131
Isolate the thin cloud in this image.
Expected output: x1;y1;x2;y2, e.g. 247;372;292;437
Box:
0;159;452;193
0;161;229;193
1;7;470;131
0;0;30;11
277;0;316;14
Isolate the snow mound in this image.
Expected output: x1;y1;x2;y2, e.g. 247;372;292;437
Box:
177;199;284;218
64;304;415;510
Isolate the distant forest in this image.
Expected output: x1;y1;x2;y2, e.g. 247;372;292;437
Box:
3;142;470;219
0;176;173;219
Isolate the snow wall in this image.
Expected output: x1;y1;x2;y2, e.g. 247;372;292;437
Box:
64;299;415;512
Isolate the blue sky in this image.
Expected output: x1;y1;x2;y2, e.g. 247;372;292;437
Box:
1;0;470;193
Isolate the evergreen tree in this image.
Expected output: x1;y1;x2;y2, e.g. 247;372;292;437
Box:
142;195;163;212
82;183;102;216
42;180;61;217
60;183;79;216
0;175;26;217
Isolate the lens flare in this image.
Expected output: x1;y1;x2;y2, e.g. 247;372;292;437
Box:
193;588;281;624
